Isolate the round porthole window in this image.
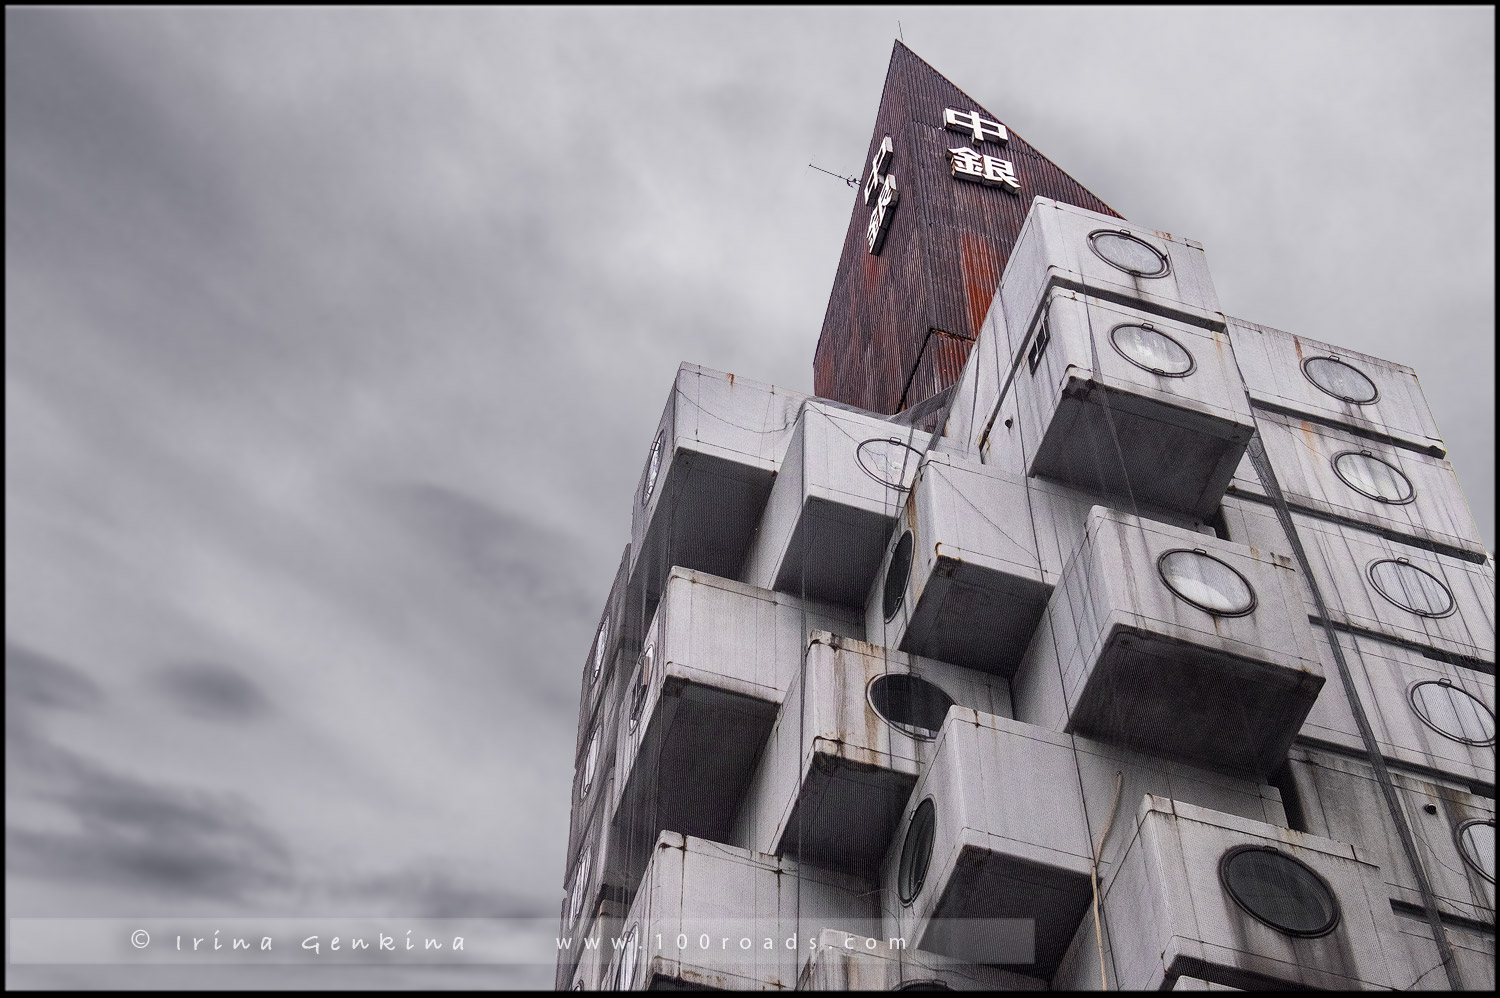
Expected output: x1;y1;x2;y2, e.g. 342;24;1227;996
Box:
1088;229;1170;278
1158;549;1257;617
1220;846;1340;937
856;437;924;490
868;674;956;740
1109;323;1195;376
883;531;915;622
642;432;665;505
569;850;591;925
617;924;641;991
898;798;937;905
896;983;953;992
1457;819;1495;884
592;615;611;684
1368;559;1455;618
1333;451;1415;504
628;643;654;733
1302;355;1379;405
1409;680;1495;746
580;729;600;800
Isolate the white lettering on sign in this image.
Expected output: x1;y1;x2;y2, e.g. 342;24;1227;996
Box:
948;146;1020;193
866;174;898;254
944;108;1008;145
864;135;898;254
863;136;894;206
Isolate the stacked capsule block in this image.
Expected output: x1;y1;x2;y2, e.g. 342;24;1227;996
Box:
1218;315;1494;988
734;631;1012;876
990;199;1252;517
562;186;1495;991
609;569;860;888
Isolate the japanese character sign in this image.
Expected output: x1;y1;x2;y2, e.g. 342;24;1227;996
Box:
864;135;899;255
944;107;1008;145
866;173;898;254
948;146;1019;193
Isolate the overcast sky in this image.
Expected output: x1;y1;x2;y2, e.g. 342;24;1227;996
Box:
6;7;1494;990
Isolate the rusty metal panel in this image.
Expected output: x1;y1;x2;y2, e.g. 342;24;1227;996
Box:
814;42;1120;415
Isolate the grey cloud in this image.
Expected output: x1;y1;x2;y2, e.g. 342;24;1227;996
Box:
7;725;293;903
5;640;105;713
334;864;539;920
152;660;272;722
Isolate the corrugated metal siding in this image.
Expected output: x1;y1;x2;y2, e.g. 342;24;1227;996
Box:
814;42;1120;414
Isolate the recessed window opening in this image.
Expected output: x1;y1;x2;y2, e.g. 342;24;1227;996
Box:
884;531;915;622
868;674;956;740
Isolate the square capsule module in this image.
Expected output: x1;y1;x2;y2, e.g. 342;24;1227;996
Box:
1011;506;1324;778
742;400;929;608
881;708;1095;975
1219;496;1496;667
865;452;1051;677
1226;317;1446;458
610;569;860;874
1227;407;1486;561
1097;796;1404;990
997;197;1226;362
1009;289;1254;517
628;363;807;608
734;632;1012;877
1299;628;1496;789
604;831;874;992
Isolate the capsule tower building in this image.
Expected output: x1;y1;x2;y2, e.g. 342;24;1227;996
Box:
557;42;1495;990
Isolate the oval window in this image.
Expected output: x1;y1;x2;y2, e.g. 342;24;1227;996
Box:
1409;680;1495;746
569;850;591;925
1302;356;1379;405
1333;452;1414;504
884;531;915;622
1158;549;1257;617
642;432;665;505
1220;846;1340;937
898;798;937;905
1368;560;1455;618
896;984;953;992
856;437;923;489
592;615;611;683
617;923;641;990
1457;819;1495;884
869;674;956;740
1088;229;1170;278
628;642;655;733
1109;323;1195;376
580;729;600;800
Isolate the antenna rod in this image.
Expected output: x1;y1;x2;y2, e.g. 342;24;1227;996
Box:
808;163;859;189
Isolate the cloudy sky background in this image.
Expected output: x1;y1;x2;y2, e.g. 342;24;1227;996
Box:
6;7;1493;989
